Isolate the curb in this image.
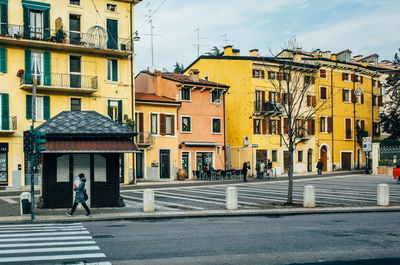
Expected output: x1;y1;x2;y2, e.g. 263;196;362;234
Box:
2;206;400;224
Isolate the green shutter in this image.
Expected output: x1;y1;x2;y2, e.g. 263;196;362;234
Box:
0;3;7;36
117;100;122;124
24;50;31;84
43;96;50;120
112;60;118;82
43;9;49;40
22;6;30;39
1;93;9;130
106;19;118;49
0;47;6;73
26;95;32;119
43;51;51;86
107;100;111;118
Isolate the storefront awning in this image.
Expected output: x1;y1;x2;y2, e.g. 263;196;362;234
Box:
182;141;220;147
43;140;139;153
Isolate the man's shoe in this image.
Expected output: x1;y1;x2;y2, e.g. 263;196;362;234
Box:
86;213;92;217
65;212;72;217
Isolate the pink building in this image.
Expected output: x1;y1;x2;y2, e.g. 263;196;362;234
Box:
135;69;229;179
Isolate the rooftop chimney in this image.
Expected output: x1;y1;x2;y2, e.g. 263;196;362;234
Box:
353;55;363;61
249;49;259;57
154;70;162;96
223;45;233;56
189;69;200;82
321;51;331;59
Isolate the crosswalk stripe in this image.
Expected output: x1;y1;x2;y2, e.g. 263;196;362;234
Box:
0;198;17;204
123;194;204;210
0;231;89;238
0;223;82;229
0;236;92;242
0;253;106;263
0;227;87;233
0;245;100;254
0;240;96;248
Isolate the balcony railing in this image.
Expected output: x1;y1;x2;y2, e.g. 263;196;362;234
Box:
20;73;98;93
254;101;283;116
136;132;154;146
0;23;132;53
0;116;17;134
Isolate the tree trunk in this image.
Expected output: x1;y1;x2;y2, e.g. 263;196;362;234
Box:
287;145;294;204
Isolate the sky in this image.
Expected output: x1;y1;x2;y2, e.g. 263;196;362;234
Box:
133;0;400;73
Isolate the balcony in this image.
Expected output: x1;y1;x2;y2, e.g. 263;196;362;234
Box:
254;101;283;117
20;73;98;94
0;24;132;57
0;116;17;135
135;132;154;147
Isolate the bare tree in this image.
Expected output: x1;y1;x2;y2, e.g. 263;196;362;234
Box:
258;39;332;204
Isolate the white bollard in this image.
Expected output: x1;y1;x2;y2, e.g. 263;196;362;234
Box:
303;185;315;208
20;192;31;215
377;184;389;206
226;187;237;210
143;189;154;213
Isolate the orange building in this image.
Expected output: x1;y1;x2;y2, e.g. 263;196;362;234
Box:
135;69;229;179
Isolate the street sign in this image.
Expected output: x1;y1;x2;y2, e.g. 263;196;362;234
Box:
365;151;370;157
251;144;258;148
362;137;372;152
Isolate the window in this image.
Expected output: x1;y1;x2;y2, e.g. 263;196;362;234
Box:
108;100;120;122
253;119;262;134
272;150;278;162
298;151;303;163
107;59;118;82
70;55;81;88
31;52;42;85
107;3;117;11
26;95;49;120
269;91;276;103
181;87;191;101
30;10;42;39
270;120;277;135
182;116;191;132
304;76;313;85
70;98;81;111
212;118;221;134
320;69;327;78
70;0;80;5
342;73;350;81
320;86;327;100
343;89;350;103
151;113;158;134
69;14;81;45
268;71;275;79
35;96;43;121
345;118;352;139
252;69;264;79
320;116;327;133
164;115;174;135
211;89;222;103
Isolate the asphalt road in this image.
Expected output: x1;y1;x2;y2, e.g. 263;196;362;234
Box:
85;212;400;265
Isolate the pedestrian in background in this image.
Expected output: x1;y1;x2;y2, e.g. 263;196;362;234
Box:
260;160;265;179
242;161;250;182
66;173;91;217
317;159;323;175
267;159;273;178
256;160;260;179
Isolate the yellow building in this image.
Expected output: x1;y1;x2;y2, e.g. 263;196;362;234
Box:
185;46;319;175
135;93;180;180
0;0;140;188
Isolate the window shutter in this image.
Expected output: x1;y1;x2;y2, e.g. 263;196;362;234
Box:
43;9;50;40
267;118;272;134
312;96;316;107
342;89;346;102
43;96;50;120
0;47;6;73
160;114;166;135
277;119;281;135
171;115;175;136
22;6;30;39
26;95;32;119
0;3;7;36
252;69;255;78
106;19;118;49
277;92;281;103
112;60;118;82
351;90;356;103
44;51;51;86
320;117;324;132
361;120;365;130
306;95;311;106
117;100;122;124
1;93;9;130
312;77;315;84
307;120;312;135
253;119;256;134
372;95;376;107
261;70;265;79
139;112;144;133
361;93;364;104
342;73;345;81
24;50;32;84
360;76;363;84
327;117;333;133
372;80;376;87
372;122;376;137
345;118;351;139
351;74;355;82
378;81;381;88
311;119;315;135
284;118;288;134
261;91;265;103
268;91;272;102
320;86;326;100
378;95;383;106
262;118;267;135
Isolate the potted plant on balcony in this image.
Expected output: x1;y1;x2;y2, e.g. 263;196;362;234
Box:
53;28;67;43
16;69;24;77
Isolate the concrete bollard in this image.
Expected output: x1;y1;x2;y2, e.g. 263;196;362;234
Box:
143;189;155;213
303;185;315;208
20;192;31;215
226;187;237;210
377;184;389;206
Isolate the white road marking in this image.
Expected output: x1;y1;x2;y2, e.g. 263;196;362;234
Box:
0;253;106;263
0;198;17;204
0;231;89;238
0;240;96;248
0;246;100;254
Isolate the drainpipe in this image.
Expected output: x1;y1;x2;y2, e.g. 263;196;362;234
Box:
331;64;336;171
223;89;227;170
130;0;135;184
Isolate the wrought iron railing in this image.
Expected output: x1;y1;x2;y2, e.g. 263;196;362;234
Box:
136;132;154;145
254;101;283;115
0;23;132;52
20;73;98;90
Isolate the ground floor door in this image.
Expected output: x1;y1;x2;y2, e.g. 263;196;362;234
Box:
136;152;144;179
283;151;290;173
182;152;190;178
256;150;268;162
341;152;352;170
321;146;328;172
307;149;313;172
160;150;170;179
196;152;213;171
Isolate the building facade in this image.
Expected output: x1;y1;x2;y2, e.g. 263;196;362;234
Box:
135;70;229;180
0;0;140;188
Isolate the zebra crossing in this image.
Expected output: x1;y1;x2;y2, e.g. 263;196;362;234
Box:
121;175;400;210
0;223;106;264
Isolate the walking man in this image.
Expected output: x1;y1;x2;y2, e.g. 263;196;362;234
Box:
66;173;91;217
256;160;260;179
242;161;250;182
316;159;323;175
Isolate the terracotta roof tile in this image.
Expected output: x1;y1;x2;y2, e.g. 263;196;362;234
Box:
135;93;178;103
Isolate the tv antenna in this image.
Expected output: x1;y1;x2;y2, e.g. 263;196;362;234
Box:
193;28;207;57
221;34;229;46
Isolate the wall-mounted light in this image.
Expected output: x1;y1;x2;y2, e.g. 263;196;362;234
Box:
134;31;140;41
